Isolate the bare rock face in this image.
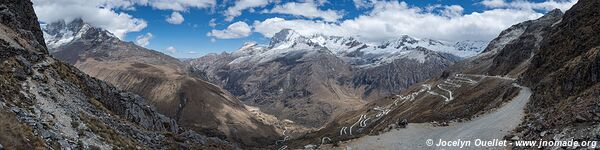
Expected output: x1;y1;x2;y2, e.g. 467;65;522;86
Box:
0;0;46;53
486;9;563;76
517;0;600;144
350;47;462;101
449;9;563;77
0;0;235;149
44;19;280;147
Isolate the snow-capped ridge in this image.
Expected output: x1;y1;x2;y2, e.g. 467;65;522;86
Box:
42;18;117;50
231;29;489;67
268;29;312;50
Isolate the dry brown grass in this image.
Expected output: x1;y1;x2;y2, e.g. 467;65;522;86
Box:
0;110;46;149
288;77;521;148
79;113;140;149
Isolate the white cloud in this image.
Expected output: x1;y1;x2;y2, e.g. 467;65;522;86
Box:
480;0;506;8
135;33;153;47
166;12;185;24
207;21;252;39
254;0;576;43
165;46;177;54
138;0;216;11
266;1;342;22
441;5;464;17
254;17;339;37
33;0;147;39
480;0;577;12
32;0;217;38
187;51;199;54
208;18;217;27
225;0;271;21
352;0;374;9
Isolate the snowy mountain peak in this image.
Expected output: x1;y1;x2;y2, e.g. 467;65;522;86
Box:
453;40;488;53
42;18;116;50
233;41;268;56
371;36;488;58
241;41;258;48
378;35;421;49
268;29;310;49
231;28;489;67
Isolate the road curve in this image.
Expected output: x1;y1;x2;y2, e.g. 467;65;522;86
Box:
337;83;532;150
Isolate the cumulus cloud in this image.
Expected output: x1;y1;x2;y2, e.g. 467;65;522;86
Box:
352;0;375;9
254;0;575;43
480;0;506;8
33;0;147;39
208;18;217;27
135;33;153;47
225;0;271;21
207;21;252;39
32;0;216;39
165;46;177;54
266;1;343;22
441;5;465;17
166;12;185;24
480;0;577;12
138;0;216;11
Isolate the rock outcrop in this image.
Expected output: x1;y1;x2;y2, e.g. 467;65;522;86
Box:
517;0;600;145
0;0;234;149
44;19;281;147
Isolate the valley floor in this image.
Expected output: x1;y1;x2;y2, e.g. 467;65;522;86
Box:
325;83;531;150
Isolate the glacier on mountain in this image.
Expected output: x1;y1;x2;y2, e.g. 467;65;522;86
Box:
229;29;488;68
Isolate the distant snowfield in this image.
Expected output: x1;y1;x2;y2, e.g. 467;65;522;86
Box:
331;83;532;150
227;29;488;68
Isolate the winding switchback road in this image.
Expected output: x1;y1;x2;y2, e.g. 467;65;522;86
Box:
338;83;532;150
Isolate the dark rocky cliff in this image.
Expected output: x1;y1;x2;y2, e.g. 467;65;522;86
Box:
0;0;46;53
0;0;235;149
515;0;600;144
486;9;563;76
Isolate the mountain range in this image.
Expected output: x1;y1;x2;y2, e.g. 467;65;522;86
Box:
2;0;599;149
188;28;486;127
41;18;283;148
286;8;565;148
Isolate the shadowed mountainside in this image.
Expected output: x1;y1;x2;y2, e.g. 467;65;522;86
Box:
516;0;600;144
44;19;281;148
284;9;564;149
0;0;236;149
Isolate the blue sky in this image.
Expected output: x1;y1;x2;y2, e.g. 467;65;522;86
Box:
33;0;577;58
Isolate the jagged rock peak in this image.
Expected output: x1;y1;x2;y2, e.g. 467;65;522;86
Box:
534;8;564;24
43;18;86;35
544;9;564;18
268;28;307;49
42;18;117;49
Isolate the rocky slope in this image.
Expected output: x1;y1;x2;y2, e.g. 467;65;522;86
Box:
0;0;234;149
43;19;280;147
450;9;564;78
284;8;566;149
516;0;600;145
189;29;482;128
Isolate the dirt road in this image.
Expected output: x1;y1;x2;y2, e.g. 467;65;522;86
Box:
337;83;532;150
